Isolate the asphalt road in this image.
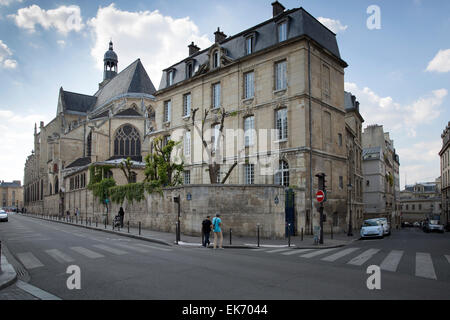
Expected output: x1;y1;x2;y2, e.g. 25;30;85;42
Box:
1;213;449;300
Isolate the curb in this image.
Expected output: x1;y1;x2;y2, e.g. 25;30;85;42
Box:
0;254;18;290
23;214;172;247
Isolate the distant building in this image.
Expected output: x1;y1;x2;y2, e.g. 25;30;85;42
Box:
0;180;23;209
440;121;450;227
362;125;400;227
400;181;441;223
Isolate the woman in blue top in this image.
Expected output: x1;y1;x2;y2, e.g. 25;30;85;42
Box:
212;213;223;249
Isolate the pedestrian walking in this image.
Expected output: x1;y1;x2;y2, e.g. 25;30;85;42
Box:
66;210;70;218
212;213;223;249
201;216;212;247
118;207;125;228
75;208;79;217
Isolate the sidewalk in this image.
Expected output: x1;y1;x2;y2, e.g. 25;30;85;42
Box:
0;252;18;290
22;213;359;249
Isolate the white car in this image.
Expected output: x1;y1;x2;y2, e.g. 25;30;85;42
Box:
360;219;384;239
375;218;391;236
0;210;8;222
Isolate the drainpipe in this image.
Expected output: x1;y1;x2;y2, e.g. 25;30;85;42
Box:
308;40;313;234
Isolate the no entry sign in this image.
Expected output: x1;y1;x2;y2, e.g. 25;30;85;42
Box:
316;190;325;203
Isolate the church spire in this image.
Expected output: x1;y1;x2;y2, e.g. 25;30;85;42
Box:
103;40;118;81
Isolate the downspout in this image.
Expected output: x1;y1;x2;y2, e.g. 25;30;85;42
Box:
83;122;86;157
308;40;313;234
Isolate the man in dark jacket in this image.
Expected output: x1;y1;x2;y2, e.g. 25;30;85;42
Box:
202;216;212;247
118;207;125;227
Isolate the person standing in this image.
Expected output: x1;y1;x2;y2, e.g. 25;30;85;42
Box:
118;207;125;228
75;208;79;217
201;216;212;247
212;214;223;249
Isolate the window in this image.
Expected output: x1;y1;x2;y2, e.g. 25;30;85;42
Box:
339;176;343;189
164;100;171;122
406;204;409;210
333;212;339;227
275;60;287;90
54;177;59;194
244;71;254;99
184;131;191;156
114;125;141;157
322;64;331;97
167;70;174;86
87;132;92;157
213;50;220;68
212;83;221;108
130;172;137;183
245;36;254;55
412;204;415;210
244;163;254;185
275;160;289;187
183;93;191;117
419;204;422;210
186;62;193;79
338;133;342;146
184;171;191;185
276;108;288;140
278;21;288;42
211;124;220;152
163;135;171;147
244;116;255;147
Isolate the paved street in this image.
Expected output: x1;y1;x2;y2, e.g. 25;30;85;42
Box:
0;214;449;300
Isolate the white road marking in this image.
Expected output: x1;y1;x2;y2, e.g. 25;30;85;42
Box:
380;250;404;272
347;248;380;266
415;252;437;280
70;247;105;259
45;249;75;264
134;243;172;252
321;248;360;262
113;243;150;253
16;280;61;300
300;248;337;258
93;244;127;255
266;248;292;253
250;248;268;251
281;249;315;255
17;252;44;269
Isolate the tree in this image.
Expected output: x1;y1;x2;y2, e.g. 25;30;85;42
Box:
119;157;137;184
191;107;237;184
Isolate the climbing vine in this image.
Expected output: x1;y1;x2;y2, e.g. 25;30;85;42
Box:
88;178;116;203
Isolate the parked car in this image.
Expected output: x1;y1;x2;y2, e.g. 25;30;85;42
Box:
0;209;8;222
360;219;384;239
375;218;390;236
413;221;420;227
423;220;444;233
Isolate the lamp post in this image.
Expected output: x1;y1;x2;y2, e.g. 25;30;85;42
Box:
347;183;353;236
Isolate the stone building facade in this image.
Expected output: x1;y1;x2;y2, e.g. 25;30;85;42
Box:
440;121;450;227
23;2;359;237
0;180;23;209
362;125;400;227
400;182;441;223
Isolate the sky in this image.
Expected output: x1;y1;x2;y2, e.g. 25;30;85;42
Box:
0;0;449;190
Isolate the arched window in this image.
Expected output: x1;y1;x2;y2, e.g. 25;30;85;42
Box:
54;176;59;194
49;183;52;196
114;125;141;157
87;132;92;157
275;160;289;187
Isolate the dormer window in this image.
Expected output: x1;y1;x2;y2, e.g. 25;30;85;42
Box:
167;70;174;86
278;20;288;42
186;61;194;79
246;36;254;55
213;50;220;69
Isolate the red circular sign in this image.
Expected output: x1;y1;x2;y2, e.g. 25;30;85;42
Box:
316;190;325;202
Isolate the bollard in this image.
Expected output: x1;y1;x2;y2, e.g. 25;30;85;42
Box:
230;228;232;245
104;217;107;229
288;223;291;247
127;221;130;233
331;225;333;239
202;232;204;247
96;218;98;228
257;224;260;247
139;222;141;235
76;217;78;224
175;222;179;244
301;228;304;241
112;221;115;230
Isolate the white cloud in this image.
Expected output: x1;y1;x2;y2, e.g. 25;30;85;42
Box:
0;0;23;6
88;3;212;87
57;40;66;48
9;4;84;35
0;39;18;69
345;82;447;136
0;109;52;182
426;49;450;73
317;17;348;34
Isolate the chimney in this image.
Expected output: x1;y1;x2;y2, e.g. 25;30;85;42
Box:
272;1;285;17
188;42;200;56
214;27;227;43
40;121;44;128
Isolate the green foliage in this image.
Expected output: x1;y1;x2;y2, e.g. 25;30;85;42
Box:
88;165;114;185
109;183;145;204
119;157;137;183
88;178;116;203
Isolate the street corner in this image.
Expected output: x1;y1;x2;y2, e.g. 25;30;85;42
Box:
0;255;18;290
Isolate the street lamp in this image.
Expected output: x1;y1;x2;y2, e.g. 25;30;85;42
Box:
347;183;353;236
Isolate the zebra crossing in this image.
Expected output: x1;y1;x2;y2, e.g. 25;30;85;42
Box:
251;246;450;281
15;243;173;270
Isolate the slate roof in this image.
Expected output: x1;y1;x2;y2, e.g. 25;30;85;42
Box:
93;59;156;110
61;90;97;114
159;6;345;90
362;147;382;160
115;108;142;117
0;182;21;188
91;110;109;119
107;155;143;162
66;157;91;169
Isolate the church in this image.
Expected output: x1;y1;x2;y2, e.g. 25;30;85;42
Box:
23;2;365;238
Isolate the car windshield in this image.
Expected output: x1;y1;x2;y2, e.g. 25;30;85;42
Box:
364;220;378;227
430;220;439;225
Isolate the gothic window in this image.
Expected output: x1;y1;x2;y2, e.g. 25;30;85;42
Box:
114;125;141;157
54;176;59;194
87;132;92;157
